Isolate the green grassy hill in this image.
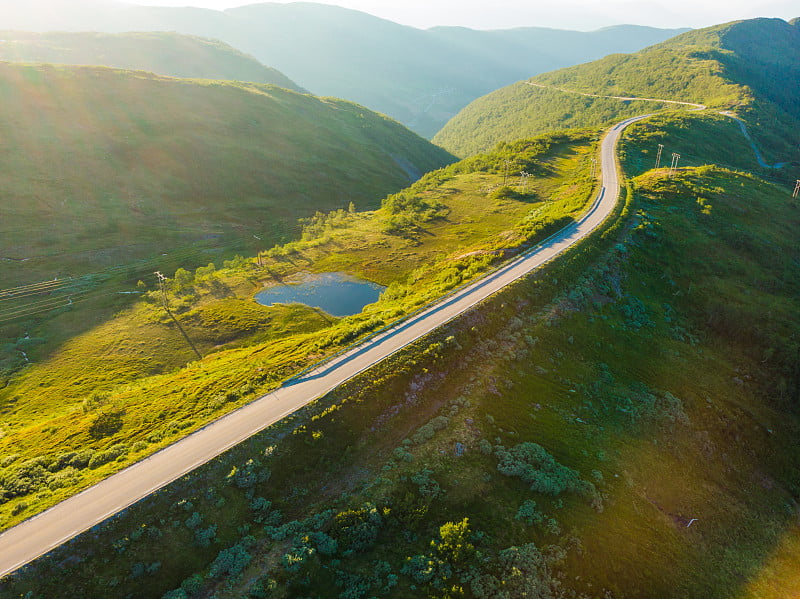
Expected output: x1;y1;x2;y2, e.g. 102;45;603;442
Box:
0;0;687;137
3;115;799;599
0;31;302;90
0;130;598;533
434;17;800;157
0;60;454;399
0;61;453;291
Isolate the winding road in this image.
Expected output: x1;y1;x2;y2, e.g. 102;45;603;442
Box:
0;112;652;578
527;82;784;169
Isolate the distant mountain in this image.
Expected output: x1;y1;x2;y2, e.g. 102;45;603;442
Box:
0;61;454;288
0;31;302;90
434;17;800;156
0;1;688;137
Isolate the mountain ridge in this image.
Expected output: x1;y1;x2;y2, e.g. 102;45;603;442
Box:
0;30;302;90
0;59;454;291
0;0;688;136
434;17;800;157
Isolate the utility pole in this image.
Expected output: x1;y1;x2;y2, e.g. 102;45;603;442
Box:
154;271;202;360
655;144;664;169
519;171;531;193
154;271;169;312
669;153;681;178
253;234;263;267
503;159;512;187
793;179;800;199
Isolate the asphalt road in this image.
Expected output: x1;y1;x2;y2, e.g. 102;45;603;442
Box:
0;112;652;578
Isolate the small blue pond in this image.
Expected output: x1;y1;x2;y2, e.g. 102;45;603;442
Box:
255;272;385;317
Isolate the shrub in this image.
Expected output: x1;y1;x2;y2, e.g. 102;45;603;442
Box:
226;458;270;489
331;504;383;554
0;454;20;468
209;542;252;579
401;554;439;584
282;542;315;574
309;531;338;556
89;409;125;439
515;500;544;526
494;443;594;496
181;574;204;595
334;570;371;599
393;447;414;463
411;469;442;498
434;518;475;566
411;416;450;445
478;439;493;455
194;524;217;548
88;444;128;469
247;576;278;598
185;512;203;530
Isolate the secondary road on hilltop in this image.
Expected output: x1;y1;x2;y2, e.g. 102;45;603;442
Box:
527;83;783;169
525;81;707;110
0;111;652;578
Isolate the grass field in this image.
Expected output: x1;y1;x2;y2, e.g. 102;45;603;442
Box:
0;131;599;532
0;59;455;411
3;131;798;596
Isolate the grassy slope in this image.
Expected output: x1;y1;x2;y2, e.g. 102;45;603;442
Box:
0;62;453;288
0;1;686;137
434;17;800;157
0;31;302;91
0;132;598;531
0;60;454;388
2;117;799;598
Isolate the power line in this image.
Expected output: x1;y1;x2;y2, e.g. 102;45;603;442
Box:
0;291;116;325
655;143;664;169
793;180;800;199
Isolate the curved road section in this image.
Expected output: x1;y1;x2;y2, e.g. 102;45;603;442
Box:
0;113;651;578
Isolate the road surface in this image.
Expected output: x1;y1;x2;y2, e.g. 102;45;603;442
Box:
0;112;652;578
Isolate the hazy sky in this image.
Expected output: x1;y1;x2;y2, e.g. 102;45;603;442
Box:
122;0;798;30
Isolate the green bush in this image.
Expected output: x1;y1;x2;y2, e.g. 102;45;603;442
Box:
226;458;270;489
209;539;254;579
87;444;128;469
330;504;383;555
514;500;544;526
194;524;217;548
410;469;442;498
494;443;594;496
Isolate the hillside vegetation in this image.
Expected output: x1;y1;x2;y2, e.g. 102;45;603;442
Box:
0;60;453;292
0;60;454;420
0;31;302;90
435;17;800;157
0;0;686;136
3;118;799;598
0;131;598;532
